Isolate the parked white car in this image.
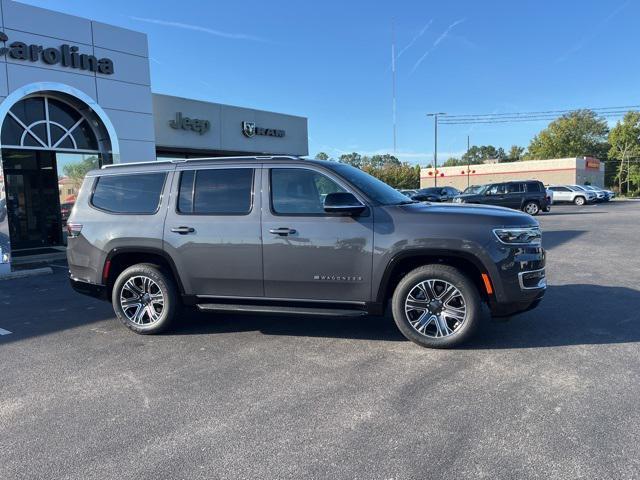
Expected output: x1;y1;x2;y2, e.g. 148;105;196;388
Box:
548;185;597;205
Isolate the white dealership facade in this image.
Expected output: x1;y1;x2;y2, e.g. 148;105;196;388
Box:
0;1;308;275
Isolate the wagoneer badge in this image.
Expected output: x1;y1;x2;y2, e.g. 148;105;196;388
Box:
314;275;363;282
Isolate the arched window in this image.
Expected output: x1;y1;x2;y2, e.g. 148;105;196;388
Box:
1;95;100;152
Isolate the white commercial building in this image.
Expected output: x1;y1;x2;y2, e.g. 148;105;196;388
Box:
0;1;308;275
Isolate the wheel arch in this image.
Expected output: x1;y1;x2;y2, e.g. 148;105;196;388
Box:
376;249;493;309
103;247;185;297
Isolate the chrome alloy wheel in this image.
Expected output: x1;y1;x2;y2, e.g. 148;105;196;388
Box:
404;279;467;338
119;275;165;325
524;202;539;215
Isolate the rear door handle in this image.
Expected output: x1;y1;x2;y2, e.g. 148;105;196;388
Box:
269;228;297;236
171;226;195;235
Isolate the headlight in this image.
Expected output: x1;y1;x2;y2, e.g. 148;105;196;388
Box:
453;197;463;203
493;227;541;245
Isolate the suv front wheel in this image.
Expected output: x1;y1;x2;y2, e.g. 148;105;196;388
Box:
112;263;178;334
391;265;481;348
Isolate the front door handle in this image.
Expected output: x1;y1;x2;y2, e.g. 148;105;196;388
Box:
269;227;297;236
171;226;195;235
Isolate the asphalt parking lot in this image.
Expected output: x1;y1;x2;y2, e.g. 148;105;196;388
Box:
1;201;640;480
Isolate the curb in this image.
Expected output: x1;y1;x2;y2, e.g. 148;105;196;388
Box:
0;267;53;281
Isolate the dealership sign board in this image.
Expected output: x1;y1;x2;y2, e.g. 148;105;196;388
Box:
169;112;211;135
0;31;114;75
242;121;285;138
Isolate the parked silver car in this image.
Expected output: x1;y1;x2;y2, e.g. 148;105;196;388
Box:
572;185;605;202
548;185;597;205
583;185;613;201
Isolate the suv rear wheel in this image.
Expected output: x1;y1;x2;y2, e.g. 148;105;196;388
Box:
391;265;481;348
523;201;540;216
574;196;586;206
112;263;178;334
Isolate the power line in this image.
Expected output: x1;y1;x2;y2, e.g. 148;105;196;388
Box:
440;111;631;125
443;105;640;120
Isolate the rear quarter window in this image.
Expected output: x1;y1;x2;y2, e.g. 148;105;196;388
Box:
91;172;166;214
526;182;543;192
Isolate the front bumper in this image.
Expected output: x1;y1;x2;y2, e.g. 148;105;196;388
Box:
485;241;546;317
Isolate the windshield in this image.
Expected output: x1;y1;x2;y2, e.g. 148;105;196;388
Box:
323;163;415;205
418;187;441;194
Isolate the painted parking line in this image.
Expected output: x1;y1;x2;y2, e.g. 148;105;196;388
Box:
0;328;12;335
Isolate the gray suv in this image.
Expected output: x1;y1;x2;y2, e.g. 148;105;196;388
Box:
67;156;546;348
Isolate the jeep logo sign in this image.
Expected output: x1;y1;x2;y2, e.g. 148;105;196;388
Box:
242;121;285;138
0;31;114;75
169;112;211;135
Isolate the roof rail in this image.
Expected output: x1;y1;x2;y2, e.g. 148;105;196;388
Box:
101;155;304;169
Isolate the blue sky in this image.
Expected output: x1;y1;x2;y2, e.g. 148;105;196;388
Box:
24;0;640;164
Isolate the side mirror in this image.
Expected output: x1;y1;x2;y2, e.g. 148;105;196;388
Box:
324;192;366;215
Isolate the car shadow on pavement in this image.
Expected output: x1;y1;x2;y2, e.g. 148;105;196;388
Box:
543;210;604;216
171;284;640;349
465;284;640;349
172;308;407;342
542;230;587;249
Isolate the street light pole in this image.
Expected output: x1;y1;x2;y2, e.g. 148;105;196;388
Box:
467;135;471;188
427;112;446;186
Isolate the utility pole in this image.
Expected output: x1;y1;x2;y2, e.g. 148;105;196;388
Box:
391;19;397;153
467;135;471;188
427;113;446;186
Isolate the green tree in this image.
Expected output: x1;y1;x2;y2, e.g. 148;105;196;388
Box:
443;157;464;167
608;111;640;194
62;156;99;189
526;110;610;160
314;152;330;161
368;154;400;168
362;162;420;189
505;145;525;162
460;145;505;165
338;152;363;168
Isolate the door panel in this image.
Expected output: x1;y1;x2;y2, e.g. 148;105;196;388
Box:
163;166;263;297
482;184;510;208
261;167;373;302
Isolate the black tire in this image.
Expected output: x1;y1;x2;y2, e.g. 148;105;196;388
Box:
523;201;540;216
391;264;482;348
574;196;585;206
111;263;178;334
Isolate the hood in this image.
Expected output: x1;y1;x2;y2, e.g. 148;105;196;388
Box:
396;201;539;227
455;193;483;201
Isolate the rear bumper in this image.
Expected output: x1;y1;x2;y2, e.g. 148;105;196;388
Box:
70;276;109;301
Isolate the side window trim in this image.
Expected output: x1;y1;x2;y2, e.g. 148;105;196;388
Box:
175;166;256;216
267;165;366;217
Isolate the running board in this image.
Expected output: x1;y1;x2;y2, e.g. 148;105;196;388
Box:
196;303;368;317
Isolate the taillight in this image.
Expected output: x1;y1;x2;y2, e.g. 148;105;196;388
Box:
66;223;83;238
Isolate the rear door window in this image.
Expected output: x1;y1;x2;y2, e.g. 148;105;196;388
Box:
178;168;254;215
91;172;166;214
507;183;525;193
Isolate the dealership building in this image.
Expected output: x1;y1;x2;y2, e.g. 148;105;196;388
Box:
420;157;605;190
0;1;308;276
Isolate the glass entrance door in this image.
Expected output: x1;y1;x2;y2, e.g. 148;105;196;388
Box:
3;150;63;250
